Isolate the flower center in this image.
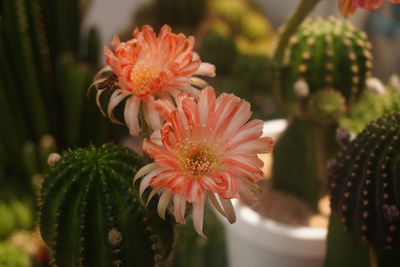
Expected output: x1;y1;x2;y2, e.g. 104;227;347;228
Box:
129;63;159;95
178;140;218;177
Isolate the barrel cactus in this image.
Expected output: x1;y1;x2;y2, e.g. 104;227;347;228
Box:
272;17;373;210
39;144;174;267
283;17;372;118
329;112;400;249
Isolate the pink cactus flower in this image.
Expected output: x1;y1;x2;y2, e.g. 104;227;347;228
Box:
134;87;274;237
93;25;215;136
339;0;400;17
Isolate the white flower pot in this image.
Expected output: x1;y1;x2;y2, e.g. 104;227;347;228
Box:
224;199;327;267
222;119;327;267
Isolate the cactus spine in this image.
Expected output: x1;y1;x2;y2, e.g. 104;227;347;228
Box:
40;144;174;267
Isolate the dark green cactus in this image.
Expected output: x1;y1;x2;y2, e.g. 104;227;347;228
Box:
329;112;400;249
0;0;109;196
199;19;238;74
39;144;174;267
155;0;207;30
283;17;372;117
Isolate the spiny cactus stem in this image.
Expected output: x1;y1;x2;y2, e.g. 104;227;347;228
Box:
369;246;378;267
272;0;321;101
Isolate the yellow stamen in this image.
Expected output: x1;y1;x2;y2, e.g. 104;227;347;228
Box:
130;63;159;94
177;140;218;177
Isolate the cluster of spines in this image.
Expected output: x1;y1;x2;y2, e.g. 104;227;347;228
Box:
39;144;173;266
285;17;372;105
329;112;400;249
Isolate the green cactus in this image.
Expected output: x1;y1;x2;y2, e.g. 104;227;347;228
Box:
155;0;207;30
39;144;174;267
329;112;400;249
308;88;346;123
327;111;400;265
0;200;33;239
272;17;373;210
199;19;238;74
283;17;372;116
0;0;108;197
0;242;30;267
340;85;400;135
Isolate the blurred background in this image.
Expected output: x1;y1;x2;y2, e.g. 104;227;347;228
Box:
0;0;399;266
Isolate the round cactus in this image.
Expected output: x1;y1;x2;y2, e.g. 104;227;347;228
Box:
340;85;400;134
329;112;400;249
39;144;174;267
283;17;372;118
308;88;346;123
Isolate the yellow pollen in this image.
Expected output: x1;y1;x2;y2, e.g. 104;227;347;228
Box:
178;140;218;177
130;63;159;94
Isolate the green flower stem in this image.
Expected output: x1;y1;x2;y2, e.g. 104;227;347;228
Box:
272;0;321;100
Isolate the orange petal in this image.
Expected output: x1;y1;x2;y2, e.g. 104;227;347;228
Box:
339;0;358;17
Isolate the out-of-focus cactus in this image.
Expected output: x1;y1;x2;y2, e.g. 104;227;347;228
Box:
0;200;33;239
340;84;400;134
282;17;372;117
0;242;30;267
155;0;207;29
40;144;174;267
326;112;400;266
272;18;373;210
0;0;109;197
199;20;238;74
308;88;346;123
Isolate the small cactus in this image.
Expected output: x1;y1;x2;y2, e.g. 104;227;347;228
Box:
308;88;346;123
39;144;174;266
340;85;400;134
329;112;400;249
283;17;372;118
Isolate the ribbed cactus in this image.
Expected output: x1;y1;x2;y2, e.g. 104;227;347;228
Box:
283;17;372;117
0;0;108;197
39;144;174;267
272;17;373;210
329;112;400;249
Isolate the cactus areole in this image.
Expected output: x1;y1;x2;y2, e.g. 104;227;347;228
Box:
329;112;400;249
39;144;173;267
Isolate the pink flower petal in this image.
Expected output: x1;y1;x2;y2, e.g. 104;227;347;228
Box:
157;190;173;220
173;194;187;224
124;96;141;136
218;197;236;224
192;198;206;238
